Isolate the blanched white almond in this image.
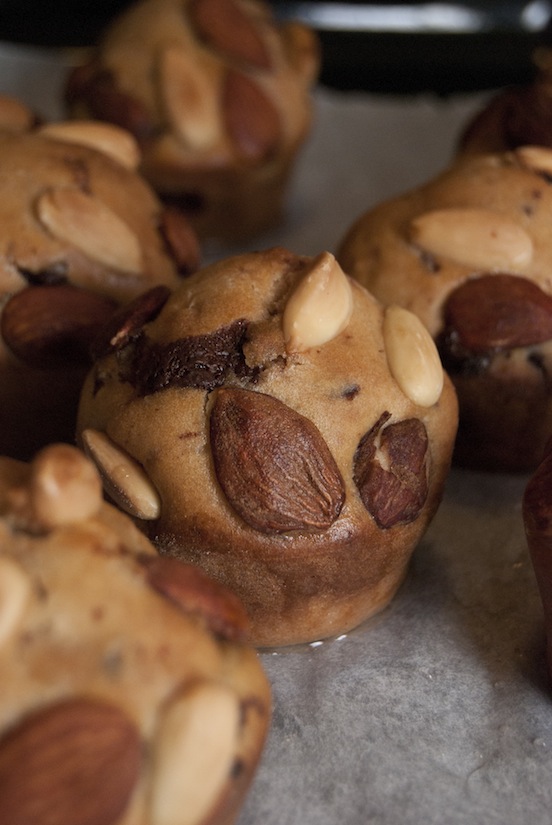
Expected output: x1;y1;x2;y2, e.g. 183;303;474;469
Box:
81;429;161;520
516;145;552;177
149;682;240;825
36;188;144;275
30;444;103;529
0;94;34;132
283;251;353;353
0;556;30;646
159;46;220;150
409;207;533;271
38;121;141;169
383;304;444;407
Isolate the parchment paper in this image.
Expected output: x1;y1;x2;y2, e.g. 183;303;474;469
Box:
1;41;549;825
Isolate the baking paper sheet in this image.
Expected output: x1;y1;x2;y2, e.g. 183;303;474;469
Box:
1;41;549;825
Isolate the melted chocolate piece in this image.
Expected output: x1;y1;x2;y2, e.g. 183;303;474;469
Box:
131;318;249;395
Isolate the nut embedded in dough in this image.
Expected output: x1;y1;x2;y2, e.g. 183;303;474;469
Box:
282;251;353;353
81;428;161;520
148;682;240;825
408;207;534;272
383;304;444;408
77;247;458;646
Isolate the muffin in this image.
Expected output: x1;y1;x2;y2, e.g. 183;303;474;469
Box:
76;246;458;647
338;146;552;473
0;442;270;825
0;119;200;460
459;48;552;155
64;0;320;244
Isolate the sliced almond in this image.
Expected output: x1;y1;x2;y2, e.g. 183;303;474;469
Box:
81;429;161;520
149;681;240;825
283;251;353;353
383;304;444;407
36;187;144;275
30;444;103;529
158;46;221;150
0;556;30;646
409;207;533;271
516;145;552;177
38;121;141;170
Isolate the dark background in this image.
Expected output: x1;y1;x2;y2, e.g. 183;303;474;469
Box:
0;1;550;94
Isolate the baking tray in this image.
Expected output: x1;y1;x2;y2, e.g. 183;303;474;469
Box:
1;41;551;825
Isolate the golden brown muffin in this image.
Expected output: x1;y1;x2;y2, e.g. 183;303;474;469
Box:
337;145;552;473
0;442;270;825
65;0;320;244
0;120;200;460
76;246;458;647
458;48;552;155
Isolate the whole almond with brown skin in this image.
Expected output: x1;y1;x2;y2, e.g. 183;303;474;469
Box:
143;555;249;641
443;273;552;353
0;697;142;825
354;413;429;529
222;69;280;161
1;284;118;367
159;205;201;276
190;0;271;69
91;285;171;360
210;387;345;533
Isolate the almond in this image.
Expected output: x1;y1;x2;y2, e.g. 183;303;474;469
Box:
442;273;552;352
383;304;444;407
81;428;161;521
142;556;249;641
1;284;117;368
149;681;239;825
30;444;103;529
38;120;141;170
516;144;552;177
36;187;144;275
209;387;345;533
222;69;280;161
91;284;171;360
0;698;142;825
0;555;31;647
159;45;221;150
159;205;201;276
409;207;534;271
283;252;353;353
353;413;429;529
190;0;271;69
